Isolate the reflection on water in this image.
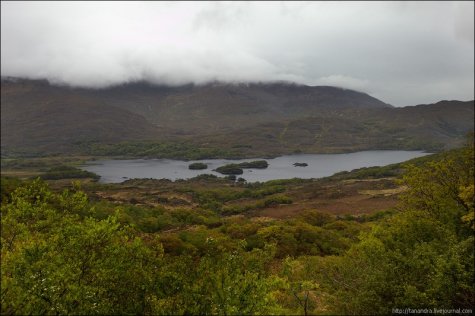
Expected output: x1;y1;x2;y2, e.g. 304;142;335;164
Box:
80;150;430;183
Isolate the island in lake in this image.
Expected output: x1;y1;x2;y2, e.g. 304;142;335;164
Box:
188;162;208;170
214;160;269;175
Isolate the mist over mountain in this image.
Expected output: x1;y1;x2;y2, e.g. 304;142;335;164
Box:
68;79;391;133
2;2;473;106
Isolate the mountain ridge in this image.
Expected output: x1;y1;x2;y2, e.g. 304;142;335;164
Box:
1;77;473;157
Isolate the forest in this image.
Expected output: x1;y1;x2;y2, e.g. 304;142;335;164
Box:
1;141;474;315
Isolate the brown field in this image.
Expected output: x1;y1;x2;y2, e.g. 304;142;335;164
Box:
253;178;401;218
1;170;43;178
72;176;403;219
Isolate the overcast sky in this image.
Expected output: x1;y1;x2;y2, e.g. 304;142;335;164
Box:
1;1;473;106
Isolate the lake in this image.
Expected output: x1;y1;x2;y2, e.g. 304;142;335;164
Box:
80;150;430;183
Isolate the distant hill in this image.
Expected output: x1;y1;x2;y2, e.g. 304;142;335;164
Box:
1;78;160;155
194;100;474;156
1;78;473;157
46;80;391;134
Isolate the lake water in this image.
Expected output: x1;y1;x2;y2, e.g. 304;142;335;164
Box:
80;151;430;183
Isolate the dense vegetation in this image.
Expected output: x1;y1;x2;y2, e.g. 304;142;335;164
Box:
40;165;100;181
214;164;244;175
237;160;269;169
1;142;473;314
80;141;243;160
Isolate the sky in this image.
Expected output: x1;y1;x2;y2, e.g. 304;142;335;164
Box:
1;1;474;106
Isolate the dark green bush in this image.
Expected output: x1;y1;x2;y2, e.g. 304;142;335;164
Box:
188;162;208;170
214;164;244;175
40;165;100;180
238;160;269;169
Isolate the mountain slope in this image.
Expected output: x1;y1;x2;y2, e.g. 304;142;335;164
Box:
1;78;473;157
64;81;392;134
193;100;474;156
1;79;160;155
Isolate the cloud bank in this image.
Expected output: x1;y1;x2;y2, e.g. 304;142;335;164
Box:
1;1;473;106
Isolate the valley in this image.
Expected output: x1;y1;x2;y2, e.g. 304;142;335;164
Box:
2;144;473;314
1;79;473;314
0;76;473;316
2;2;474;314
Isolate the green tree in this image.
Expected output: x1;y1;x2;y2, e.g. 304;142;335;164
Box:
1;179;163;315
150;240;283;315
281;257;319;316
316;144;475;314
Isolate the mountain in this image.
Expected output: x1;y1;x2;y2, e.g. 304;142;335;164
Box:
1;78;160;155
194;100;474;156
1;77;473;157
40;80;391;134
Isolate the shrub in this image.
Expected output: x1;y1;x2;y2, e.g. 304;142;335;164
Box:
263;195;293;207
40;165;100;180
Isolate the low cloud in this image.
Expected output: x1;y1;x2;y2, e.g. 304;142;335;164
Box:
1;1;473;106
315;75;370;92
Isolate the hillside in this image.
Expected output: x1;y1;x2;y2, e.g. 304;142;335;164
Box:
80;81;391;133
194;100;474;156
1;78;161;156
1;77;473;157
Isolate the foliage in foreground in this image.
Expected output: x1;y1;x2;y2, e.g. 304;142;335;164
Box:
0;180;280;315
1;142;474;314
313;144;475;314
